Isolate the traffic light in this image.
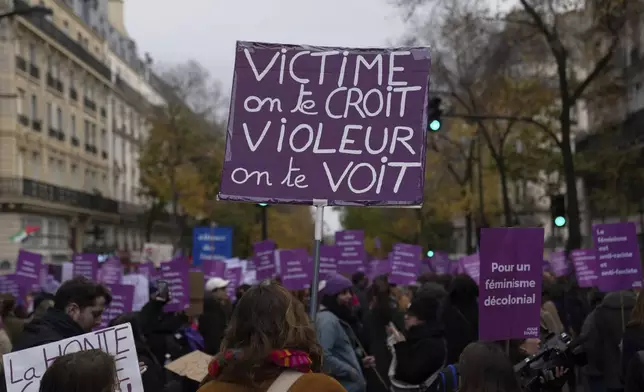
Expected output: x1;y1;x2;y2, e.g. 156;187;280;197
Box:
257;203;268;207
550;195;566;227
428;97;442;132
426;250;435;257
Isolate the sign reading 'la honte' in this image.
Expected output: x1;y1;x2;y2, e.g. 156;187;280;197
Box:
218;41;432;206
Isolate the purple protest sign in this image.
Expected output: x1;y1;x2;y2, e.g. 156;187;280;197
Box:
72;254;99;281
593;222;643;291
335;230;366;273
253;240;277;281
570;249;599;288
0;276;19;298
15;249;42;289
459;254;480;284
99;283;135;328
549;251;569;277
279;249;311;290
389;243;421;285
217;42;431;206
319;245;339;276
224;266;243;299
368;259;391;280
479;228;543;341
427;252;450;275
202;259;226;279
159;260;189;312
98;257;123;285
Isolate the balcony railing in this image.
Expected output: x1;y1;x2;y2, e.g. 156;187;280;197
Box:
71;136;79;146
56;80;63;93
29;64;39;79
100;107;106;118
15;0;111;81
16;56;26;72
70;88;78;101
85;144;97;154
48;128;57;138
57;131;65;142
0;177;119;214
17;115;29;126
32;119;41;132
84;97;96;112
101;150;108;160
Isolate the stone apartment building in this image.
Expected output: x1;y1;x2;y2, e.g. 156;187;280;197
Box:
0;0;173;264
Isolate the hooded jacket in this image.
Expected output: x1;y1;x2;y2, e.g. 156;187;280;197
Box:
583;291;636;389
622;321;644;382
12;308;84;351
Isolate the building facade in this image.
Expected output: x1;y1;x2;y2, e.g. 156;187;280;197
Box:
0;0;172;265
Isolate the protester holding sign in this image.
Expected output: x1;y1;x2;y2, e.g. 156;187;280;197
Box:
13;276;112;351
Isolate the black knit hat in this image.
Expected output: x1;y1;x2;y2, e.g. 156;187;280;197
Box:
407;283;446;322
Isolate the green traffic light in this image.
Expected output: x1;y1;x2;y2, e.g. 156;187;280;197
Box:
426;250;435;257
554;216;566;227
429;120;441;132
257;203;268;207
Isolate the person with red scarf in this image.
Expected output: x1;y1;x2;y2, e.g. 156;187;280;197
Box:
198;283;345;392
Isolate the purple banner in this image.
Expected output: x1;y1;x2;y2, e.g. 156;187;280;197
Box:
479;228;543;341
593;222;643;291
0;276;19;298
137;262;156;280
335;230;366;273
459;254;480;285
15;249;42;290
570;249;599;288
72;254;99;281
368;259;391;280
549;251;569;277
159;260;189;312
202;259;226;279
224;266;243;299
253;240;277;281
319;245;339;276
389;243;421;285
217;42;431;206
98;257;123;285
99;283;135;328
279;249;311;291
427;251;450;275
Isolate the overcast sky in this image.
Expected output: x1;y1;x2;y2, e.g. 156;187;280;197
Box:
124;0;412;234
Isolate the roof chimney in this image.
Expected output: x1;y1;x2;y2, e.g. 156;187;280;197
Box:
108;0;128;37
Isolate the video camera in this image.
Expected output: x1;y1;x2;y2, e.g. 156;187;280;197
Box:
514;332;587;392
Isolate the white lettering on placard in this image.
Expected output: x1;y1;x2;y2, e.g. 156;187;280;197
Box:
233;46;426;197
3;324;143;392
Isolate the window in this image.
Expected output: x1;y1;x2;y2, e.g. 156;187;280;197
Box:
48;157;56;182
84;120;89;143
17;89;24;115
21;216;44;248
100;129;106;149
121;138;126;161
70;115;76;136
91;123;97;145
57;108;63;130
30;151;41;178
47;102;53;128
63;20;69;32
16;149;24;177
85;84;93;99
69;70;75;88
28;43;35;63
15;39;21;56
31;95;37;119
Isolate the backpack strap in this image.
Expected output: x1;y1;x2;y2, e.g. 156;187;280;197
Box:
266;370;305;392
448;365;458;389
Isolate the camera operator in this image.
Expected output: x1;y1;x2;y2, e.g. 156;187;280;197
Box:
509;338;570;392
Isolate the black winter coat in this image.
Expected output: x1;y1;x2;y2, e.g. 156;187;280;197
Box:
12;308;84;352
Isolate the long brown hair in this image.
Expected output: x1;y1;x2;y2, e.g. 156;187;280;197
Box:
629;290;644;326
202;283;322;389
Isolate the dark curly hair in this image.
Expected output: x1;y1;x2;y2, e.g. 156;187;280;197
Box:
201;283;322;389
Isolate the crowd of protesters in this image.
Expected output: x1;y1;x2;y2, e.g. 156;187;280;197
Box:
0;266;641;392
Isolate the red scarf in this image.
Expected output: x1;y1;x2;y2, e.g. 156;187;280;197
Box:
208;349;313;377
